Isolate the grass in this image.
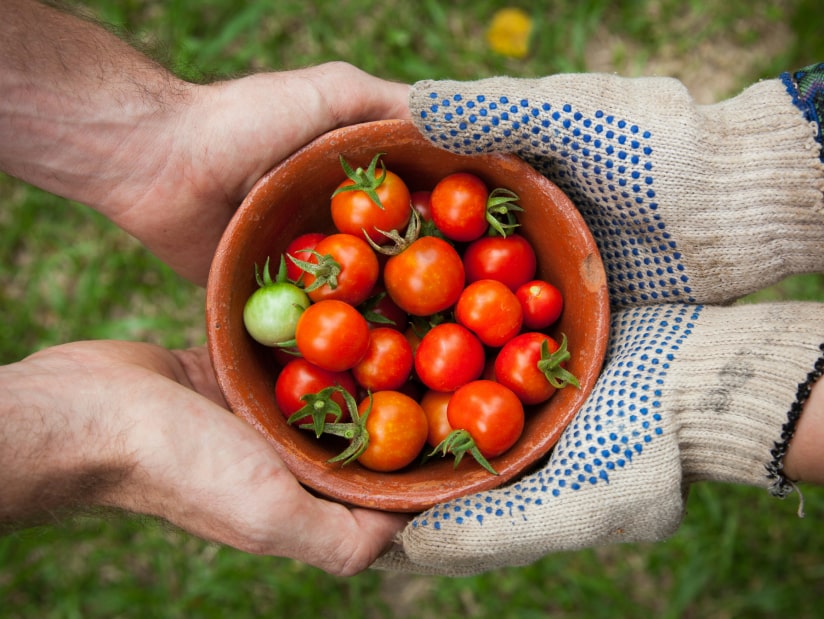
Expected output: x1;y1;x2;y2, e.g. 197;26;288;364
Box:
3;0;824;617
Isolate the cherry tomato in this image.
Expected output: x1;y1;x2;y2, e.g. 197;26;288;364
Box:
275;358;356;425
331;154;411;245
298;233;379;306
404;323;425;358
414;323;485;392
243;258;310;346
463;233;537;291
447;380;524;458
383;236;465;316
352;327;414;391
516;279;564;330
420;390;454;448
410;190;433;222
494;332;578;405
359;284;409;330
295;299;370;372
271;345;301;368
284;232;325;283
455;279;523;347
430;172;489;242
357;391;429;472
410;189;446;238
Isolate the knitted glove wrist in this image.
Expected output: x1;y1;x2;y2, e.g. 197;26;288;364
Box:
410;70;824;308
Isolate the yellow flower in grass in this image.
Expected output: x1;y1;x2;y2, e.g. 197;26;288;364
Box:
486;8;533;59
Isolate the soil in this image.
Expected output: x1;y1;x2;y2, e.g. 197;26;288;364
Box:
585;14;792;103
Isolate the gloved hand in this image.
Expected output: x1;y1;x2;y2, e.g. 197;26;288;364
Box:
377;301;824;575
374;65;824;576
409;66;824;308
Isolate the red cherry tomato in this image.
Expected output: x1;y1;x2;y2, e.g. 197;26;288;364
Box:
331;157;411;245
410;190;433;222
295;299;370;372
383;236;465;316
414;322;485;392
420;389;454;448
284;232;325;283
357;391;429;472
360;284;409;331
430;172;489;242
455;279;523;347
447;380;524;458
463;233;537;291
516;279;564;330
352;327;414;391
299;233;379;306
494;332;576;405
274;358;356;425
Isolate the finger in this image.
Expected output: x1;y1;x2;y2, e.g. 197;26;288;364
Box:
281;497;409;576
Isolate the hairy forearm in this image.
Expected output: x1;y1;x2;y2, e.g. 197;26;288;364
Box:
0;353;130;529
0;0;191;216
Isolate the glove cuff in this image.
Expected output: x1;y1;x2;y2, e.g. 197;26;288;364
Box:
782;62;824;163
673;303;824;493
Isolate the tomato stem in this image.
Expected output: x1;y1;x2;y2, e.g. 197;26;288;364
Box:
331;153;388;210
304;388;374;467
363;207;422;255
537;333;580;389
429;429;499;475
485;188;523;238
287;385;346;437
287;250;342;293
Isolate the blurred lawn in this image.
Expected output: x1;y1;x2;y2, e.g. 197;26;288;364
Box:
2;0;824;617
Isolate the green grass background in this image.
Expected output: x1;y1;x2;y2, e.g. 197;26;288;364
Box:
2;0;824;617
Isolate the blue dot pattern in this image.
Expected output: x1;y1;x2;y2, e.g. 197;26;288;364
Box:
410;304;703;531
417;90;694;308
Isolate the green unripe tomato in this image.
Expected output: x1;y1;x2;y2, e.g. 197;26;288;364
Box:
242;257;311;346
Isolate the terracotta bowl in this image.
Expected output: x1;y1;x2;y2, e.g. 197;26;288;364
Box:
206;119;609;513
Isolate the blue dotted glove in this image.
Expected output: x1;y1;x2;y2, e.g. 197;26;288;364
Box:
410;71;824;308
376;302;824;575
373;69;824;576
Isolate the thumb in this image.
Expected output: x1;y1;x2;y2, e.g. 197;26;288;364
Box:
301;61;412;127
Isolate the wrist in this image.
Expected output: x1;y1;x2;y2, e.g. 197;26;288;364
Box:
0;349;134;527
671;303;824;491
0;0;194;218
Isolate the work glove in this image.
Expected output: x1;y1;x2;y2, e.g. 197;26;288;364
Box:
409;66;824;309
375;64;824;576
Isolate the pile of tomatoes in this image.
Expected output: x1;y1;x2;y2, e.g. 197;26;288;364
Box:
242;153;578;474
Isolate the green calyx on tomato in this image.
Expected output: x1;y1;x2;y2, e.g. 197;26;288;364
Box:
286;385;346;438
428;429;498;476
242;255;311;347
363;206;422;255
485;188;523;238
287;249;341;294
538;333;581;390
331;152;389;210
358;290;400;327
317;388;373;466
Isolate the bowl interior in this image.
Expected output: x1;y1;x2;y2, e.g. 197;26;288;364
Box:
206;119;609;512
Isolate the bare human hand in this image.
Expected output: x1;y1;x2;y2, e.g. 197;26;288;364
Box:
0;341;407;576
0;0;411;285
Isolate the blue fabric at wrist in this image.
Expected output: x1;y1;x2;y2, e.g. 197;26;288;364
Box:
782;62;824;162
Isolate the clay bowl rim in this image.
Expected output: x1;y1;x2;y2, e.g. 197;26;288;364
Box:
206;119;610;513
